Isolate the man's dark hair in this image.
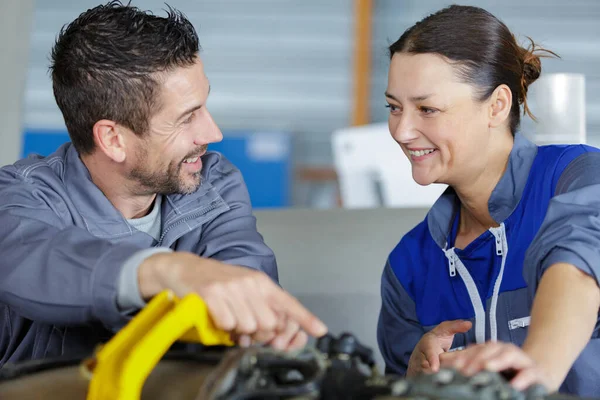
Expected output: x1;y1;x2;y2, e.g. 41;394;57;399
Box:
50;1;200;155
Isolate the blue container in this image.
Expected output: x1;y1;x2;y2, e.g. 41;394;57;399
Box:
22;129;291;209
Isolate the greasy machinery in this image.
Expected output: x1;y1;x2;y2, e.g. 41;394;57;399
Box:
0;291;596;400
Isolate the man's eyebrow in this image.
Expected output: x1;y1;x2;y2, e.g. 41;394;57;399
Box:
176;84;211;121
177;104;203;121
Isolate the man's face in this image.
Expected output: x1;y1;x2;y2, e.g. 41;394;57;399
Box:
127;57;223;195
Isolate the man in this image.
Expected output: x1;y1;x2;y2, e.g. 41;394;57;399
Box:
0;1;326;366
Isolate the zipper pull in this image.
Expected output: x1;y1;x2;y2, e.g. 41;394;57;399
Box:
495;237;502;256
491;229;503;256
448;253;456;277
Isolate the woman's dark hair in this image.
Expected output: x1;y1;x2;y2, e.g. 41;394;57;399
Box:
50;1;200;155
389;5;558;135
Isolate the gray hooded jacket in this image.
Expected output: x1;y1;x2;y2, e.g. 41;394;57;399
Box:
0;143;277;366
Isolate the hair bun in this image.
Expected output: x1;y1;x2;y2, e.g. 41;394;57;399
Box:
522;52;541;88
516;37;559;120
519;37;543;96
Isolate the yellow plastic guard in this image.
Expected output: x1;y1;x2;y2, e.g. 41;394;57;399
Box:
85;290;233;400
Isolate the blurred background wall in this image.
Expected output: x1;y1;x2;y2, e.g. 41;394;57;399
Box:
3;0;600;208
0;0;34;168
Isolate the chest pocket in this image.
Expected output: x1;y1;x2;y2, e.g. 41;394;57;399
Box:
500;287;531;346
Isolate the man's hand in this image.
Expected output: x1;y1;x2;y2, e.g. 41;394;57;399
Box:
407;319;472;376
440;342;554;392
138;252;326;345
236;316;308;351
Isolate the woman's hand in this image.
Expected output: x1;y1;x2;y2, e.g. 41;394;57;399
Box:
407;319;472;376
440;341;554;391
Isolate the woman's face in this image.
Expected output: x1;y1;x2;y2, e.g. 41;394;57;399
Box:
386;52;493;187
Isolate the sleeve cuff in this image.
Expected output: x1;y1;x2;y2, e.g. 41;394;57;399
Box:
541;248;596;281
117;247;174;313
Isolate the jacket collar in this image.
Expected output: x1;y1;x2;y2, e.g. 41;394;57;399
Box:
62;143;223;238
427;133;538;249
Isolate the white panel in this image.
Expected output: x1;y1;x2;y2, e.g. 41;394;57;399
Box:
332;123;447;209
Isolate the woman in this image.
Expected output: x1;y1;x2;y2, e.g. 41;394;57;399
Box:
377;5;600;396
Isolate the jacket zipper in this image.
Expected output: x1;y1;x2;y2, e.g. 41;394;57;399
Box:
157;201;222;247
489;224;507;342
444;248;486;344
508;316;531;330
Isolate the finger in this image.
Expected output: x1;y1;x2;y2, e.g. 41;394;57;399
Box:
270;288;327;337
418;333;447;372
511;368;541;391
252;311;291;346
439;350;460;365
408;350;427;377
287;330;308;351
249;330;277;345
440;344;482;371
432;320;473;337
203;293;237;332
423;348;441;372
407;358;424;377
271;319;300;350
275;312;287;332
243;281;279;333
462;343;506;376
484;346;534;373
248;312;286;345
224;287;258;334
238;334;251;348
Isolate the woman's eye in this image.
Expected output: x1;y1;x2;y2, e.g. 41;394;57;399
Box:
420;106;437;115
385;104;400;112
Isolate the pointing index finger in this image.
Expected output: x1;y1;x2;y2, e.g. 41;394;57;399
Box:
272;288;327;337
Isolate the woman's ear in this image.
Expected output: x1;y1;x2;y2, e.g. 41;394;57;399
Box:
488;84;512;128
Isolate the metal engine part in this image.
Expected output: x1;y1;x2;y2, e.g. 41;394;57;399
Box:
0;333;597;400
199;333;597;400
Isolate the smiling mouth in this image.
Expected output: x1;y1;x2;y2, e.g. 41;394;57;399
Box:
182;155;200;164
182;147;207;164
408;148;437;157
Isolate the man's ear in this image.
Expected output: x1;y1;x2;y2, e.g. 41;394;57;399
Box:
92;119;127;163
488;84;512;129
